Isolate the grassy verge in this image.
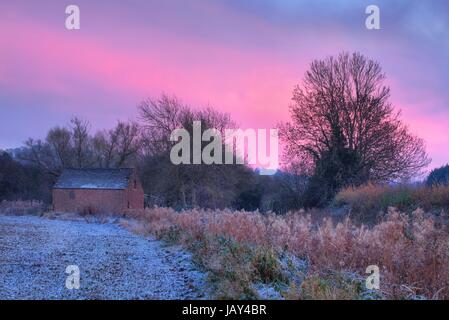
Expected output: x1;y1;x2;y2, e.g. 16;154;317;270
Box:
121;207;449;299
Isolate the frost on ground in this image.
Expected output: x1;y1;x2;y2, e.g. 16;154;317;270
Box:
0;215;207;300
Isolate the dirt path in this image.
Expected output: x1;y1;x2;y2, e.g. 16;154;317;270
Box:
0;215;207;300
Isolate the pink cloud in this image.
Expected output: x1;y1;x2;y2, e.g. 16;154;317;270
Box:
0;15;296;115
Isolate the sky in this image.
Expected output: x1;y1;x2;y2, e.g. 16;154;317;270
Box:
0;0;448;171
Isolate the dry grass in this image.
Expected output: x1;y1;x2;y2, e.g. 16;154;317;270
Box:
335;183;449;223
123;206;449;300
288;272;365;300
0;200;48;215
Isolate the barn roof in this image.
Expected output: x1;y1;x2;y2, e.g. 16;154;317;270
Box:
53;168;134;190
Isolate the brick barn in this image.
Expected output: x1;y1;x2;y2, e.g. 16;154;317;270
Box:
53;168;144;213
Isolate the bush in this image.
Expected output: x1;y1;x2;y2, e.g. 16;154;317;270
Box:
0;151;53;203
427;165;449;186
252;248;286;284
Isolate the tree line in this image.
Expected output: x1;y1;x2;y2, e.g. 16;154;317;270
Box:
0;52;432;211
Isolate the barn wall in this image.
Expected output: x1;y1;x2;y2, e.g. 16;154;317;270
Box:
53;189;126;213
125;172;144;209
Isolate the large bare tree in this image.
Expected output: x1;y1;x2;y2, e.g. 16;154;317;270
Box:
279;52;430;204
138;94;251;209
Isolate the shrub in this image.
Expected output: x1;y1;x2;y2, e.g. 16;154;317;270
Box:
252;248;286;284
427;165;449;186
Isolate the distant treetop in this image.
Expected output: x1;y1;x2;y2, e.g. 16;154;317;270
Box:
427;164;449;186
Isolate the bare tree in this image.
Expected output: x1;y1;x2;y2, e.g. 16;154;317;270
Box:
139;94;190;155
92;130;117;168
92;121;140;168
114;121;141;167
279;52;430;204
19;138;60;176
46;126;72;168
70;117;91;168
138;94;247;209
20;116;141;174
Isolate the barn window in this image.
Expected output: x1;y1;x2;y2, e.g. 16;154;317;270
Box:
69;190;75;200
127;201;130;209
134;179;137;189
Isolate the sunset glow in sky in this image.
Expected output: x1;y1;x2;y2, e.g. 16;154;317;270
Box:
1;0;448;171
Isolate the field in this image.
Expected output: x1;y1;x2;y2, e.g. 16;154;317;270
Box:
2;183;449;300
